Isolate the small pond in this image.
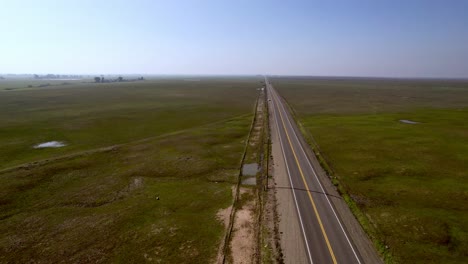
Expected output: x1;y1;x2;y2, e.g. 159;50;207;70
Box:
34;141;66;148
242;163;259;176
399;119;419;124
241;177;256;185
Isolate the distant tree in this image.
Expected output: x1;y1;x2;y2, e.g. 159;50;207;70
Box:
94;77;101;83
118;76;123;82
0;76;5;79
33;74;40;79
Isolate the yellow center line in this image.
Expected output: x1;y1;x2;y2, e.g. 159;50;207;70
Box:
273;89;338;264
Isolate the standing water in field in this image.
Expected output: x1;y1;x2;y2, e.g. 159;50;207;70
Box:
33;141;66;148
399;119;419;124
242;177;257;185
242;163;258;176
241;163;258;185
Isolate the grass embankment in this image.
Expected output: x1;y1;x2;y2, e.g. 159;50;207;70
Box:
273;77;468;263
0;78;259;263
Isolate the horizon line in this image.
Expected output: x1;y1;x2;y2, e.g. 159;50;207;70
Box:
1;73;468;81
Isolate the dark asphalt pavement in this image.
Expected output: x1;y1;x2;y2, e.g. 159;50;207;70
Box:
266;76;362;264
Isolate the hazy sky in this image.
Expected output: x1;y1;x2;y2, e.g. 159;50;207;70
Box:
1;0;467;78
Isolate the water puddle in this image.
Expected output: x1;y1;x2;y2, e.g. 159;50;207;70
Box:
399;119;419;124
242;163;258;176
241;176;256;185
33;141;66;148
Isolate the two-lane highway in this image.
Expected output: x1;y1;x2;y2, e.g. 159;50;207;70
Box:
266;76;362;264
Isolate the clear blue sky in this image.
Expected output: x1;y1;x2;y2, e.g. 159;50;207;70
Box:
1;0;467;78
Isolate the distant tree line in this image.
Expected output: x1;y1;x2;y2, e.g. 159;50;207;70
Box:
94;76;145;83
0;76;5;80
33;74;83;79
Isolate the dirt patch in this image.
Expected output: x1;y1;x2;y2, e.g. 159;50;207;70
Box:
239;187;249;196
230;188;256;264
129;177;143;190
213;186;237;264
114;177;144;201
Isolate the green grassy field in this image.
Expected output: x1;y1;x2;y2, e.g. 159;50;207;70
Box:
0;78;259;263
0;78;87;91
272;77;468;263
0;78;258;170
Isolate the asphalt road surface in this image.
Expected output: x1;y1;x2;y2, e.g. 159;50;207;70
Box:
266;77;362;264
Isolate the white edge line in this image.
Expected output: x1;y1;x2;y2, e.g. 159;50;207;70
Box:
268;82;314;264
271;84;362;264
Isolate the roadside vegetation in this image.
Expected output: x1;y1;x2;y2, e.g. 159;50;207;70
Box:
226;86;267;263
272;77;468;263
0;78;259;263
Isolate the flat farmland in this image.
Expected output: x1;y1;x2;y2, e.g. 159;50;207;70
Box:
0;78;258;170
0;77;259;263
272;77;468;263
